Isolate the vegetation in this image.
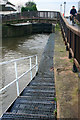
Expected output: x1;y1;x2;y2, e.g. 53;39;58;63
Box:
54;97;57;102
55;23;61;31
70;58;73;63
21;1;37;12
54;109;57;117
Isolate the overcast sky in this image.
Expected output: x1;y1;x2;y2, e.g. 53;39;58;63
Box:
8;0;79;6
8;0;79;15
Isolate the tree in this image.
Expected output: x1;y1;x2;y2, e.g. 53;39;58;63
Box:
32;4;37;11
25;2;35;7
21;1;37;12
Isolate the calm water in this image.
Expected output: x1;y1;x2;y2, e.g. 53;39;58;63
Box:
0;33;50;116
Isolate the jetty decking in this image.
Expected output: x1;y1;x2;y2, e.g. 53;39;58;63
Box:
1;33;56;120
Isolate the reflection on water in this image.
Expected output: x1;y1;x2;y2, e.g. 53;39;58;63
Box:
0;33;50;116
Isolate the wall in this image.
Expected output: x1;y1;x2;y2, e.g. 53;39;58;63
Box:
2;23;55;38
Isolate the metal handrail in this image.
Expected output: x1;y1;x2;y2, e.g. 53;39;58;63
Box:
0;55;37;65
0;55;38;96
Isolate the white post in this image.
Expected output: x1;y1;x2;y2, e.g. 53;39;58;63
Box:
36;55;38;72
60;4;62;13
14;62;19;96
64;2;66;17
30;58;32;80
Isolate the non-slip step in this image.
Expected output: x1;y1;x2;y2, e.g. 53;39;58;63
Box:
25;85;55;90
13;96;55;103
22;91;55;97
15;109;54;115
22;89;55;97
15;96;55;104
9;97;55;109
10;103;55;113
31;79;54;83
15;99;55;105
33;76;54;80
10;105;55;115
1;113;55;120
32;78;54;82
36;75;54;78
29;82;54;86
24;89;54;93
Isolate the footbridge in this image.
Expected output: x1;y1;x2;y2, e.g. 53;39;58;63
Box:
2;11;59;24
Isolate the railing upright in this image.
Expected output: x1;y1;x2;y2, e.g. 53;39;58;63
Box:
36;55;38;72
14;62;19;96
30;58;32;80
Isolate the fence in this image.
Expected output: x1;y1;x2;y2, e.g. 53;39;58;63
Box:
0;55;38;96
59;13;80;72
77;12;80;23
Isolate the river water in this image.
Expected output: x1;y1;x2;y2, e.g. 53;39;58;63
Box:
0;33;50;116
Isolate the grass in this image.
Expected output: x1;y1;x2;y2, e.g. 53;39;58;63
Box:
69;58;73;63
54;97;57;102
55;23;61;31
60;50;64;52
54;109;57;117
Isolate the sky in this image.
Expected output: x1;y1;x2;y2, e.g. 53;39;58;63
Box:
4;0;80;16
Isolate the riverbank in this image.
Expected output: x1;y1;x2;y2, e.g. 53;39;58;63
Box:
54;24;79;119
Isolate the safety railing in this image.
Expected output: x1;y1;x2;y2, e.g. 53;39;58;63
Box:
0;55;38;96
59;13;80;73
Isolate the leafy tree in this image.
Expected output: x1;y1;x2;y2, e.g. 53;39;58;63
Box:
32;4;37;11
21;7;26;12
21;1;37;12
25;2;35;7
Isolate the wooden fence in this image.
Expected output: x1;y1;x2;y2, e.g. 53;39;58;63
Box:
59;13;80;72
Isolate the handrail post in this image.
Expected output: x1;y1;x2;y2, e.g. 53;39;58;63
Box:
30;58;32;80
36;55;38;72
14;62;19;96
